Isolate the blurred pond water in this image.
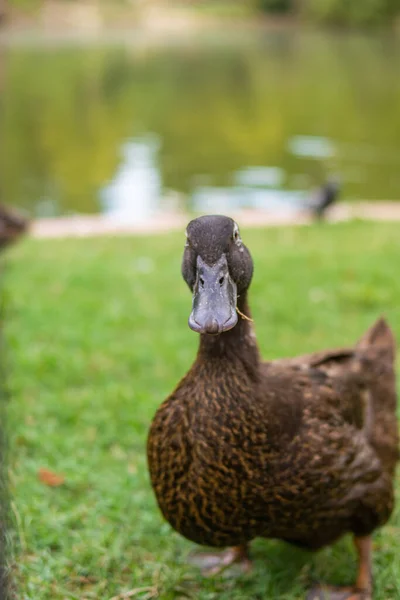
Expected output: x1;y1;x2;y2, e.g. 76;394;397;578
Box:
1;29;400;222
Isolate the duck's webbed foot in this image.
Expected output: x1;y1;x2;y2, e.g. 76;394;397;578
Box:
306;586;371;600
306;536;372;600
188;544;252;576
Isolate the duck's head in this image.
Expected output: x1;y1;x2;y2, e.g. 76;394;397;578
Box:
181;215;253;335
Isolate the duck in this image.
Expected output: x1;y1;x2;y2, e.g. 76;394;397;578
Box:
0;204;29;250
308;178;341;221
147;215;398;600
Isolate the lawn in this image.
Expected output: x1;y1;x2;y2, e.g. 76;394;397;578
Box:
5;220;400;599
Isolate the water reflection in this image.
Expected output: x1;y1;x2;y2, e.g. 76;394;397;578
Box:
100;134;162;224
288;136;335;160
192;164;308;214
192;182;306;214
234;167;284;188
99;139;317;221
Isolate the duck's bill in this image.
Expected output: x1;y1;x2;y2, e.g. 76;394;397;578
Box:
188;258;238;335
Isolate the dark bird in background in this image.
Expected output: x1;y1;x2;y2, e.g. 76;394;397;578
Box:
0;204;29;251
308;177;341;221
148;215;398;600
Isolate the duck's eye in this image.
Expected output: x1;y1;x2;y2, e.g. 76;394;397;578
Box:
233;223;241;245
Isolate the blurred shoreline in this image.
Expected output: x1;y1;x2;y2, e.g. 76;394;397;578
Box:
31;201;400;238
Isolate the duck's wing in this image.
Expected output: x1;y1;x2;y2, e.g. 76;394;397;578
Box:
267;317;395;375
264;318;398;471
267;346;355;376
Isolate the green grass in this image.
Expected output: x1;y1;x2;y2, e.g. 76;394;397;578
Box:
5;220;400;599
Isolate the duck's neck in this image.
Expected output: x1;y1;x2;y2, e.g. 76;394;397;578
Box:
197;293;261;381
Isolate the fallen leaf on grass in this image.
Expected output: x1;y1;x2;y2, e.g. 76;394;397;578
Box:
37;468;65;487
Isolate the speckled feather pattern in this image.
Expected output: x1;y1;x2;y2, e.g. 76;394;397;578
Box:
147;312;398;551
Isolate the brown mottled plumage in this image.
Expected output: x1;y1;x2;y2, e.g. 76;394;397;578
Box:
0;204;29;250
147;215;398;599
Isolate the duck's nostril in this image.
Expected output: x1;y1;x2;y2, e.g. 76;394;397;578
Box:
204;318;220;334
219;276;225;286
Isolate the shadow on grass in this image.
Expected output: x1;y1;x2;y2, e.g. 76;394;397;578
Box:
160;534;363;600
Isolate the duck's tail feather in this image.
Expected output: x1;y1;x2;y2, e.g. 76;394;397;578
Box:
357;317;398;472
356;316;396;362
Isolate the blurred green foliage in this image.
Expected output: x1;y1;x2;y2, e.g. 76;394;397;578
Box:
175;0;400;23
255;0;292;14
206;0;400;25
302;0;400;27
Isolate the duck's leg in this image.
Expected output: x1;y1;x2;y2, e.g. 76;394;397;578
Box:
306;536;372;600
353;536;372;595
188;544;252;576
